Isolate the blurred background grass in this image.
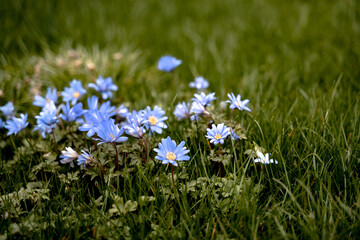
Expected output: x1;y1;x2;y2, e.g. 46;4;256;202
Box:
1;0;359;92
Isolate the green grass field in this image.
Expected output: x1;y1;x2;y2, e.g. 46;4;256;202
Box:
1;0;360;239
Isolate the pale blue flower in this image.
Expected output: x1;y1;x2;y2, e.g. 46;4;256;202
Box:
33;87;58;108
88;76;118;99
192;92;216;106
78;110;108;137
153;136;190;166
123;110;146;138
116;105;130;119
254;152;278;164
226;93;251;112
4;113;29;136
60;147;78;168
78;149;95;167
142;106;168;135
190;101;210;121
59;102;84;122
230;129;240;140
87;96;99;111
157;55;182;72
98;101;116;118
125;110;146;127
173;102;191;121
124;121;146;139
205;123;231;145
94;118;128;145
0;102;15;119
85;96;116;117
61;79;86;105
34;101;59;138
189;76;209;90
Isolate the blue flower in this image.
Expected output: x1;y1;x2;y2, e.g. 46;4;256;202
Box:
254;152;278;164
230;128;240;140
88;76;118;100
192;92;216;106
4;113;29;136
189;76;209;90
205;123;231;145
124;121;146;139
0;119;3;128
226;93;251;112
0;102;15;119
85;96;116;117
94;118;128;145
87;96;99;111
59;102;84;122
190;101;210;121
123;110;146;138
173;102;191;121
142;106;168;135
116;105;130;119
126;110;145;126
78;110;108;137
157;55;182;72
34;101;59;138
98;101;116;117
78;149;95;167
60;147;78;168
153;136;190;166
61;79;86;105
33;87;58;108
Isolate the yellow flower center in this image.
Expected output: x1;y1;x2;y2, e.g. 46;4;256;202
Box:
110;133;114;139
214;134;222;140
73;91;80;98
46;99;51;103
148;116;158;125
166;152;176;160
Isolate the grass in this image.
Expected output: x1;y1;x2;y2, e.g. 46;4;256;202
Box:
0;0;360;239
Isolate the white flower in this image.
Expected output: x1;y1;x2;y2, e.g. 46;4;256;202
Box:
254;152;278;164
190;101;210;121
173;102;191;121
60;147;79;167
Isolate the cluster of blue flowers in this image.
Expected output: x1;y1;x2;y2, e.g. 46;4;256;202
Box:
1;55;277;174
157;55;276;165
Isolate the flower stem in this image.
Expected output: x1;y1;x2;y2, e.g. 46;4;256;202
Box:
171;164;175;188
59;119;65;132
113;142;119;171
68;124;75;138
141;137;148;163
25;128;35;151
218;144;222;177
92;139;97;152
229;109;235;123
99;164;106;177
207;140;212;150
219;161;222;177
52;129;58;152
